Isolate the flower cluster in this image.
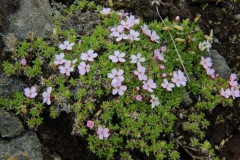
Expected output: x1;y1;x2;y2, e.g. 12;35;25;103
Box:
200;57;240;99
86;121;110;140
161;70;187;91
200;56;218;79
107;68;127;95
105;10;141;42
24;86;53;105
220;73;240;99
54;41;98;76
141;24;160;43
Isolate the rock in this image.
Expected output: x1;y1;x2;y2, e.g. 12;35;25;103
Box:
0;107;25;138
58;9;101;36
0;131;43;160
206;49;231;79
0;73;25;99
0;0;20;32
1;0;53;52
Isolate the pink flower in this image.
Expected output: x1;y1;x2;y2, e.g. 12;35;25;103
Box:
150;30;160;43
117;11;129;20
59;40;75;50
58;61;74;76
200;56;212;69
116;33;128;42
128;29;140;42
54;53;66;65
150;94;160;108
229;80;238;87
130;53;145;65
220;88;232;98
81;50;98;61
142;79;157;92
24;86;37;98
160;46;166;53
171;70;187;87
174;16;180;22
112;81;127;96
97;126;109;140
206;67;215;76
107;68;124;85
154;49;166;62
78;61;90;75
135;95;142;101
230;87;240;99
110;25;124;37
100;8;111;16
87;121;94;129
109;51;126;63
134;63;147;81
20;59;27;66
229;73;237;81
42;87;52;105
126;15;140;25
120;19;134;30
141;24;151;36
161;78;175;91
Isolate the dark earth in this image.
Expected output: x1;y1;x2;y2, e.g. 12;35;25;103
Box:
1;0;240;159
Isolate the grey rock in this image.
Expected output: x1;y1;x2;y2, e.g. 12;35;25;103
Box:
1;0;53;52
0;131;43;160
206;49;231;79
0;73;24;99
0;107;25;138
60;9;101;36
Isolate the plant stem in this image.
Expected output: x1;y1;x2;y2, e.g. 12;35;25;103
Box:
155;5;190;81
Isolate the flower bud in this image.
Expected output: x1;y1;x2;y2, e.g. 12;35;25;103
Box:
87;120;94;129
159;65;165;70
161;73;166;78
135;95;142;101
20;58;27;66
135;87;140;91
160;46;166;53
211;75;216;79
174;16;180;22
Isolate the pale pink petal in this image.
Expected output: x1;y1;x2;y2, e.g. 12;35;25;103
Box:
99;134;104;140
97;126;103;134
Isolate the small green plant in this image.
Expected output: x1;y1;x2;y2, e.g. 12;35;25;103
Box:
202;3;209;11
0;1;239;159
214;21;221;25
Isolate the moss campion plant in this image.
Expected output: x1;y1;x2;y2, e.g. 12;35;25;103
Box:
1;0;239;159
